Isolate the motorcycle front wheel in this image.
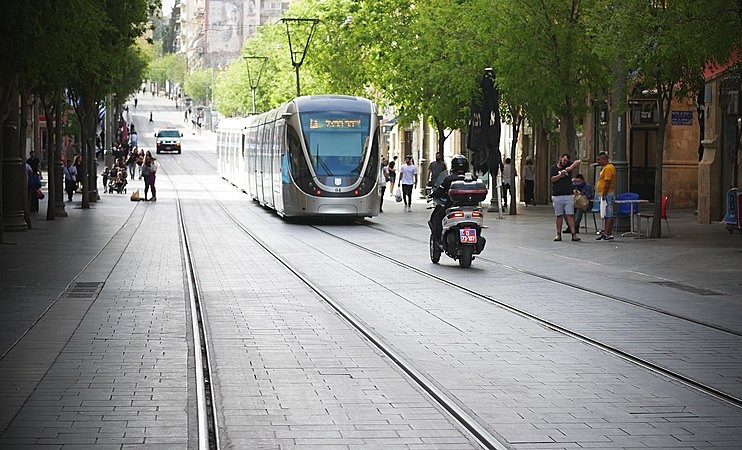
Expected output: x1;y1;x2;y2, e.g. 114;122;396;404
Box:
458;245;473;268
429;234;441;264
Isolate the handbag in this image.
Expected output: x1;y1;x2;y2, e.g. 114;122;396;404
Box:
34;188;44;199
394;187;403;202
600;197;607;218
574;192;589;211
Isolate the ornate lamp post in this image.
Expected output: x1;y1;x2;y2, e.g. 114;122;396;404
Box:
243;56;268;114
279;18;319;97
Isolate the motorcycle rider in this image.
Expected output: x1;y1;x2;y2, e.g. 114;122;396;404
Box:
429;155;469;244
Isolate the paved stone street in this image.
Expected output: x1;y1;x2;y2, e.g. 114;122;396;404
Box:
1;95;741;449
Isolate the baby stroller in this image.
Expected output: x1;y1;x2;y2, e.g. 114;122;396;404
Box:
108;167;128;194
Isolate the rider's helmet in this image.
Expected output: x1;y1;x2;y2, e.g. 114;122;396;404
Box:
450;155;469;173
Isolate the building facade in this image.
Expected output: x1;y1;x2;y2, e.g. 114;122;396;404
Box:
179;0;295;70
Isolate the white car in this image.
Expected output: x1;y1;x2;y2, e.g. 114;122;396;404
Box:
155;129;183;154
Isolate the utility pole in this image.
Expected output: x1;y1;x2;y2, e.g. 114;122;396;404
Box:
280;18;319;97
243;56;268;114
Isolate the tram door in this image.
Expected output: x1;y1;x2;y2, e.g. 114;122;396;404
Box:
629;128;657;202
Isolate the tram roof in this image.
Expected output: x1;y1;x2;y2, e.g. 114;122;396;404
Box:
292;95;374;114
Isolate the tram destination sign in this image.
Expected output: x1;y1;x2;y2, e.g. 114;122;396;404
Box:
671;111;693;126
309;118;362;129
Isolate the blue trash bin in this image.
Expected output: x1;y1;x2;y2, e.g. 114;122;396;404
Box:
722;188;741;234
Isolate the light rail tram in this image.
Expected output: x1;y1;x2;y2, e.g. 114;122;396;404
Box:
216;95;382;218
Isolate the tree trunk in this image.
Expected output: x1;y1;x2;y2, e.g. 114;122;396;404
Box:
53;98;66;217
44;100;56;221
651;84;673;239
19;91;31;228
560;106;577;156
509;112;523;215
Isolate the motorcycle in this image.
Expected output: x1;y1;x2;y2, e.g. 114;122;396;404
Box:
428;176;488;268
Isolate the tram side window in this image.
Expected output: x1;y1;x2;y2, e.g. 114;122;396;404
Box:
287;125;311;182
363;130;381;180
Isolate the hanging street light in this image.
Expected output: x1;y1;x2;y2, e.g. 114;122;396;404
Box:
279;18;319;97
243;56;268;114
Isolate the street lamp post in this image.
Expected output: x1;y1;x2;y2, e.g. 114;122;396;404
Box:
243;56;268;114
279;18;319;97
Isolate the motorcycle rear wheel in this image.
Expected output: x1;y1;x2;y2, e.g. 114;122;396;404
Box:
429;234;441;264
458;245;473;268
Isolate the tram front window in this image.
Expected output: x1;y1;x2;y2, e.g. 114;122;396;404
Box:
301;112;370;178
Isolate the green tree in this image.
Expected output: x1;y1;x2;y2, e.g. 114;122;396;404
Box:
184;68;214;105
592;0;734;237
479;0;608;153
67;0;157;208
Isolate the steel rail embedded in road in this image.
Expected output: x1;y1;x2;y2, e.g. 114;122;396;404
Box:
314;225;742;411
164;166;220;450
169;152;508;449
213;201;510;450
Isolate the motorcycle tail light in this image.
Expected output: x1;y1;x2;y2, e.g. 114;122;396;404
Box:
315;189;322;195
471;210;483;218
354;189;359;195
448;211;465;219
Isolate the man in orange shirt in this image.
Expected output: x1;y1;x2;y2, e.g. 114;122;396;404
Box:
596;152;616;240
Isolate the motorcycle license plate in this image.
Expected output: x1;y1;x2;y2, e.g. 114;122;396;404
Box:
460;228;477;243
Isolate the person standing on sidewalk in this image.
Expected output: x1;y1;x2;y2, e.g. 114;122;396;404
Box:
523;156;536;206
595;151;616;241
141;156;158;201
398;155;418;211
549;153;580;241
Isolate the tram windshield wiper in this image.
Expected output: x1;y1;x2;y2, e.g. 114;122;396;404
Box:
314;144;333;176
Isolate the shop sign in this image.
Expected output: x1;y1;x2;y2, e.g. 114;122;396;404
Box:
671;110;694;126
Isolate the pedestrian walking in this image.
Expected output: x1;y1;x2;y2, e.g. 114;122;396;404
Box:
137;149;145;179
427;152;447;192
501;157;517;208
149;112;153;123
27;162;42;214
63;159;77;202
398;155;418;211
549;153;581;241
387;160;396;194
595;151;616;241
73;154;83;192
379;158;388;213
26;151;40;175
570;173;593;233
102;166;110;191
523;156;536;206
126;149;137;180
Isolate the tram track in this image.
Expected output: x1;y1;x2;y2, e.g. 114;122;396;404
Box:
310;224;742;410
157;163;220;450
184;145;742;411
161;152;509;449
361;221;742;338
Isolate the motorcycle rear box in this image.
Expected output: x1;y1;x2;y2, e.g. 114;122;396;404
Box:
449;180;487;205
